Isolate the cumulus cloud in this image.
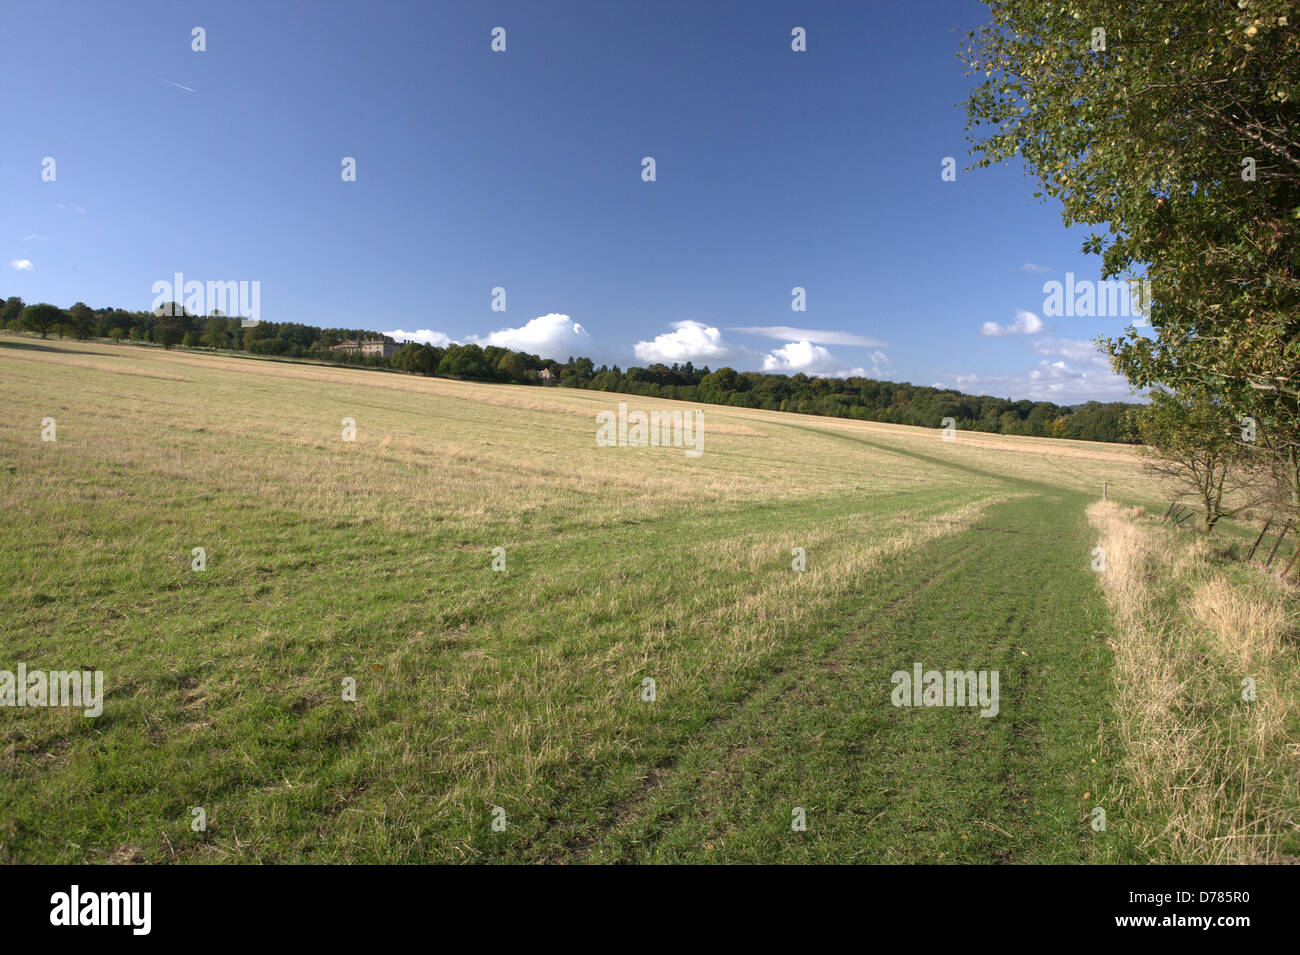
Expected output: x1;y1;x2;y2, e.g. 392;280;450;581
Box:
761;340;867;379
634;320;732;364
381;314;591;360
981;310;1043;337
950;337;1135;403
1019;359;1130;402
384;328;452;347
762;340;834;373
630;321;887;379
9;258;34;271
476;313;591;359
728;325;884;347
1017;262;1052;273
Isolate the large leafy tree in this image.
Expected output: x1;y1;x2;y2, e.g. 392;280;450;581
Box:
438;344;491;379
962;1;1300;496
200;314;233;349
66;302;94;340
20;303;65;338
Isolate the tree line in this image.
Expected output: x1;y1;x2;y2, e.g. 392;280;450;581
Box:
0;295;1141;444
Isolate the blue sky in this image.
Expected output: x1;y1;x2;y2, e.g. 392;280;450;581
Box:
2;0;1143;403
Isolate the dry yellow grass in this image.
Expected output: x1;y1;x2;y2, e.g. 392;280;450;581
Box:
0;339;1148;525
1088;500;1300;863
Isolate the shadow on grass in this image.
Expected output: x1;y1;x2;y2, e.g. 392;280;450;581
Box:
0;337;77;354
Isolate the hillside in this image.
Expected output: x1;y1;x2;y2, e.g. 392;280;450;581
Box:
1;338;1293;863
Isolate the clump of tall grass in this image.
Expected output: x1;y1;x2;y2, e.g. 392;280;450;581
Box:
1088;501;1298;863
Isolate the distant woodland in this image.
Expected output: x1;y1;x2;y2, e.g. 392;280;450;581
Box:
0;296;1140;444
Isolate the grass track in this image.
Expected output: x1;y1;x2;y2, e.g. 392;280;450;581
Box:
575;490;1128;863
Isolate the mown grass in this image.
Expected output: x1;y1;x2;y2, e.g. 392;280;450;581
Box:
0;337;1289;863
583;490;1130;863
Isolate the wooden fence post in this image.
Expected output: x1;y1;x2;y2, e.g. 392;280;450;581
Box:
1265;520;1292;568
1247;520;1272;560
1281;545;1300;579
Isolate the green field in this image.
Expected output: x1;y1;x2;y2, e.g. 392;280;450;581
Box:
2;338;1294;863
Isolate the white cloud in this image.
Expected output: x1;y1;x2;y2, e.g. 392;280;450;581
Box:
54;203;86;215
634;320;732;364
1019;358;1125;401
1030;337;1108;364
1018;262;1052;273
981;310;1043;337
761;340;866;379
382;313;591;360
384;328;452;347
762;340;833;373
9;258;34;271
949;338;1135;403
476;313;591;359
728;325;884;347
633;322;888;378
22;234;45;242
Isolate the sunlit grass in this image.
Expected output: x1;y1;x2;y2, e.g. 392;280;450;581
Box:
5;337;1286;863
